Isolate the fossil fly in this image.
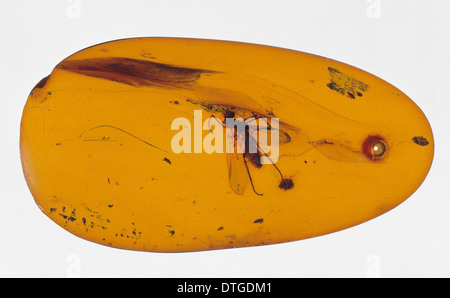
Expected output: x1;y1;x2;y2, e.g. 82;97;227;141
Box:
210;109;294;196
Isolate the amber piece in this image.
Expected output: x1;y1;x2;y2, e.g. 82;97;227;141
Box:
20;37;434;252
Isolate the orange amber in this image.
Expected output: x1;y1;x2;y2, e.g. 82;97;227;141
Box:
20;38;434;252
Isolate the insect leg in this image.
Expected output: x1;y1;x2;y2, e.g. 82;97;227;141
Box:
243;153;263;196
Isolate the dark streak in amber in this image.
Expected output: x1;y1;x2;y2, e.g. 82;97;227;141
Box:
33;75;50;90
56;57;219;88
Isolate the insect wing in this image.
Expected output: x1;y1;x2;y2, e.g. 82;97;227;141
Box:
227;151;249;195
245;118;291;147
250;124;291;148
275;128;291;145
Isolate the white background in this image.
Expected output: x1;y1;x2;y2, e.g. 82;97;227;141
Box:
1;0;449;277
